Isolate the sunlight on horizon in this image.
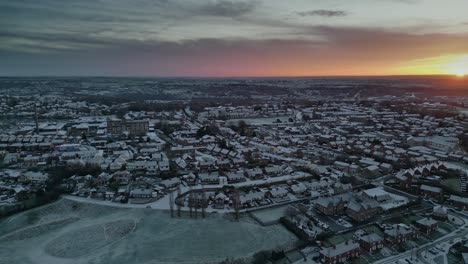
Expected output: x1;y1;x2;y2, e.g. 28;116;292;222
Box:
394;54;468;77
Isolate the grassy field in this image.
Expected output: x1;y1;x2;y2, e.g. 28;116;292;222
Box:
441;177;461;192
0;199;298;264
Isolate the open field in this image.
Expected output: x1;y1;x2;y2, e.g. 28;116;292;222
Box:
441;177;461;192
0;199;297;264
250;205;289;225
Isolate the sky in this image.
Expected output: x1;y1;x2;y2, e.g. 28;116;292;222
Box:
1;0;468;77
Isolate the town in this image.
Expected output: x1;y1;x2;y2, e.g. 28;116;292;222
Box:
0;77;468;264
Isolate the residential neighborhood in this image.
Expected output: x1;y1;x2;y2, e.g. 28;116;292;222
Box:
0;77;467;264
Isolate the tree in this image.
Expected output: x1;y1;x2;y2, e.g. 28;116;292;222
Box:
238;120;247;130
251;251;271;264
16;190;30;202
109;178;120;192
285;206;300;218
196;124;220;138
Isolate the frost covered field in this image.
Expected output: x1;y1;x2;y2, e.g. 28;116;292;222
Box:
0;199;296;264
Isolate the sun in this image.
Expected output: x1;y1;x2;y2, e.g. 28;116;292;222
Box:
455;70;465;77
444;55;468;77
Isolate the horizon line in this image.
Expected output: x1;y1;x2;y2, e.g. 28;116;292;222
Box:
0;74;461;79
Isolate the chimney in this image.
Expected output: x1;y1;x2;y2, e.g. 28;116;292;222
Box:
396;225;400;230
333;245;336;249
345;240;349;245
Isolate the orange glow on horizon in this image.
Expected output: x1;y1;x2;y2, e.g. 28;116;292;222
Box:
394;54;468;77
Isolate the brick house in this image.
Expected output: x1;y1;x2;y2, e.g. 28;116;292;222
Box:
346;199;382;223
448;195;468;209
359;233;384;253
384;224;418;245
419;184;443;199
319;240;360;264
315;196;346;216
415;218;438;235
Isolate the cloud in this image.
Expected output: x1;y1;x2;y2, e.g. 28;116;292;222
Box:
198;0;259;17
297;10;348;18
3;25;468;76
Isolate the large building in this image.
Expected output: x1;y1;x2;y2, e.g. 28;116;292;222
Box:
107;119;149;136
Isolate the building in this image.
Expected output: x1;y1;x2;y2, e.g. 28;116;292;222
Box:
359;233;384;253
346;199;382;223
267;187;289;199
315;196;346;216
415;218;438;235
198;172;219;184
384;224;418;245
130;188;153;199
420;184;443;199
432;205;448;221
319;240;360;264
107;119;149;136
448;195;468;209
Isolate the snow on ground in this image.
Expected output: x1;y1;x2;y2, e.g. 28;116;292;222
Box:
0;199;297;264
62;171;311;213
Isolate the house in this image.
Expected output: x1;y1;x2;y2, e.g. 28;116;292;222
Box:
213;193;227;209
245;168;263;179
130;188;153;199
158;160;170;172
346;199;382;223
198;172;219;184
146;160;158;173
198;160;215;170
267;187;289;199
448;195;468;209
22;171;48;183
420;184;443;199
384;224;418;245
183;173;197;185
359;233;384;253
415;218;438;235
226;171;246;183
334;183;352;194
319;240;360;264
264;165;283;176
315;196;346;216
239;191;264;206
362;187;391;202
215;159;231;170
432;205;448;221
290;183;309;195
160;177;180;189
112;171;131;184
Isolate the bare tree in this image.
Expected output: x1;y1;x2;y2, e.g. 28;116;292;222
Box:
189;191;193;218
177;186;181;217
194;200;198;219
233;188;240;221
202;190;206;218
169;191;174;218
